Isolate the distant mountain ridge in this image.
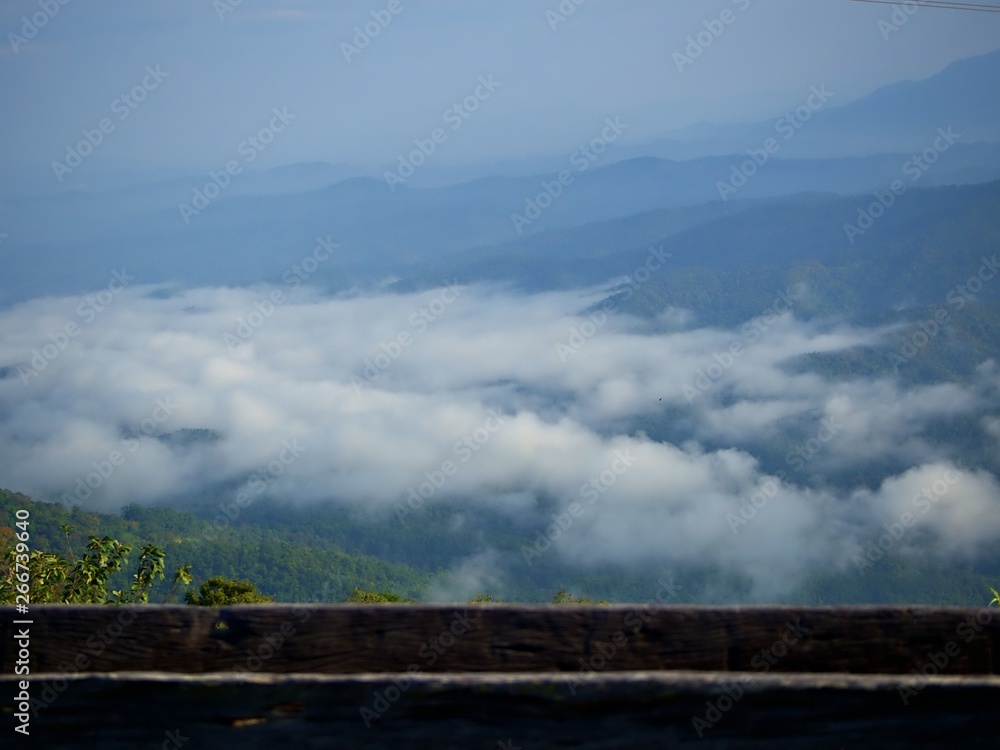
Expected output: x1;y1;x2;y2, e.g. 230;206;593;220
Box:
399;178;1000;329
3;43;1000;307
4;142;1000;305
624;47;1000;161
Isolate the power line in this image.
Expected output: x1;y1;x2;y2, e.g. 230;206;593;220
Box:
848;0;1000;12
850;0;1000;9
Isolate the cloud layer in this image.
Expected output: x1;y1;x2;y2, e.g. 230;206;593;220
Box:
2;281;998;599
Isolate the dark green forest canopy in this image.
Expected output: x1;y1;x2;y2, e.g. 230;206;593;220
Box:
2;489;997;605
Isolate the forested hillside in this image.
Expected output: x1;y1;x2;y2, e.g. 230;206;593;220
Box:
3;488;996;606
0;488;427;603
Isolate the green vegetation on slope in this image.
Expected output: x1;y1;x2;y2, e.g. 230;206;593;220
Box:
3;489;998;606
0;488;428;603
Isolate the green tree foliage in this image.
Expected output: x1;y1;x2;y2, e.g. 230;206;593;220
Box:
162;564;193;603
5;489;1000;606
989;587;999;607
184;576;273;605
0;490;427;603
344;587;412;603
0;530;189;605
552;588;607;605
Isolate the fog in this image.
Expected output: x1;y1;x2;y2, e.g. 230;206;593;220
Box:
3;280;998;598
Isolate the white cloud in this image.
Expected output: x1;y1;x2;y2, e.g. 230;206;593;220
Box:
1;281;998;599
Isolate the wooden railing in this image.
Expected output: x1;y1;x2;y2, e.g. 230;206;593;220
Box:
2;605;998;747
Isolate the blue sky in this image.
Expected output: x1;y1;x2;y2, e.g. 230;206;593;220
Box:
2;0;999;183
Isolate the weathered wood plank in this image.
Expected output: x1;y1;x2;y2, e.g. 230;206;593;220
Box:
4;672;999;749
1;605;996;676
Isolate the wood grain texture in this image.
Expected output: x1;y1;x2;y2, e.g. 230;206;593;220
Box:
1;605;997;675
3;672;999;749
